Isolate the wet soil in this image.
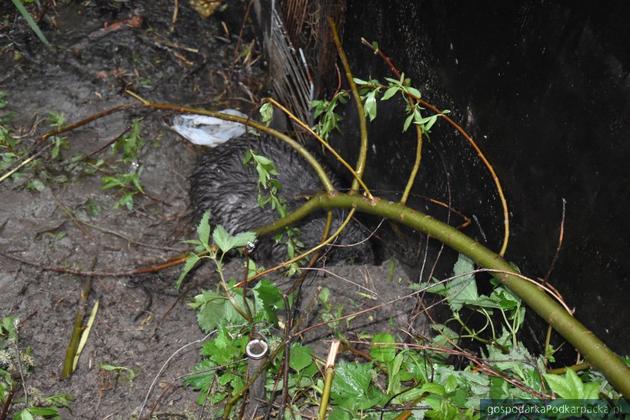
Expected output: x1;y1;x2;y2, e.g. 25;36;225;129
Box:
0;1;428;418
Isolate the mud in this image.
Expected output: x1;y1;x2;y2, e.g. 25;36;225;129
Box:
0;1;427;418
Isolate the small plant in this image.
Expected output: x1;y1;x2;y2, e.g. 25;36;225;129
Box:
243;148;303;273
47;112;69;160
179;213;287;407
259;102;273;126
100;118;147;210
310;90;348;140
353;73;449;132
1;316;73;418
111;119;144;164
99;363;137;383
101;170;144;210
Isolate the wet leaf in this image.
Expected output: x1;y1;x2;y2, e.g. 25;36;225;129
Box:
370;332;396;363
176;253;200;289
331;362;385;410
381;86;399;101
290;344;313;372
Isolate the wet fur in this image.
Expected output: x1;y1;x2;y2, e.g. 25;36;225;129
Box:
190;134;373;263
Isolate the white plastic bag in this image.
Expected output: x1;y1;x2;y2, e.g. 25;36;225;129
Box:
172;109;250;147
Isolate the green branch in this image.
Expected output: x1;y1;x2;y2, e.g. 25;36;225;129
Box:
328;18;368;194
254;192;630;398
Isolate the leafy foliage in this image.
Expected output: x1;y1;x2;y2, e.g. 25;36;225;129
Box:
112;118;144;164
101;170;144;210
310;91;349;140
354;73;450;133
181;241;626;417
243;148;303;273
100;118;147;210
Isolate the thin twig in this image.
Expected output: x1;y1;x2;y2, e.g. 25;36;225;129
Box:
543;198;567;284
235;208;358;287
361;38;511;256
265;97;373;199
0;103;132;184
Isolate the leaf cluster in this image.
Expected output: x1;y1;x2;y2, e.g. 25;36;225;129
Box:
100;118;147;210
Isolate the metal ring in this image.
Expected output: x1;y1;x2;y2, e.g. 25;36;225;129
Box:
246;339;269;360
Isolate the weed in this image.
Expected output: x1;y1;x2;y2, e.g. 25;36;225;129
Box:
1;316;73;418
47;112;69;161
99;118;147;210
243;148;303;273
111;119;144;164
310;91;348;140
99;363;137;383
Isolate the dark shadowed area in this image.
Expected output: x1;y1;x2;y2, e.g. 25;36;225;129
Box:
329;0;630;358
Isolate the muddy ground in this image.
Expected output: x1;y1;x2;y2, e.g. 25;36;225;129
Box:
0;1;428;418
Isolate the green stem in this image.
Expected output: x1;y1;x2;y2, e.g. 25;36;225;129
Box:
401;125;423;205
328;18;368;194
257;192;630;398
318;366;335;419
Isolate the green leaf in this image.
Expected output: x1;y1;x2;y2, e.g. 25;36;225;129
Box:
385;76;401;86
370;333;396;363
212;225;233;253
328;407;352;420
197;211;211;247
176;253;201;289
185;359;217;391
202;328;248;364
391;382;446;404
26;178;45;192
381;86;399;101
319;287;330;304
364;91;377;121
387;351;405;394
416;114;438;132
13;409;35;420
331;362;385;410
259;102;273;126
116;192;135;210
289;344;313;372
489;286;521;310
111;119;145;163
47;111;66;128
11;0;51;47
403;112;414;132
543;369;596;399
252;280;283;323
232;231;257;249
406;86;421;98
99;363;137;382
191;291;230;332
424;254;478;312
